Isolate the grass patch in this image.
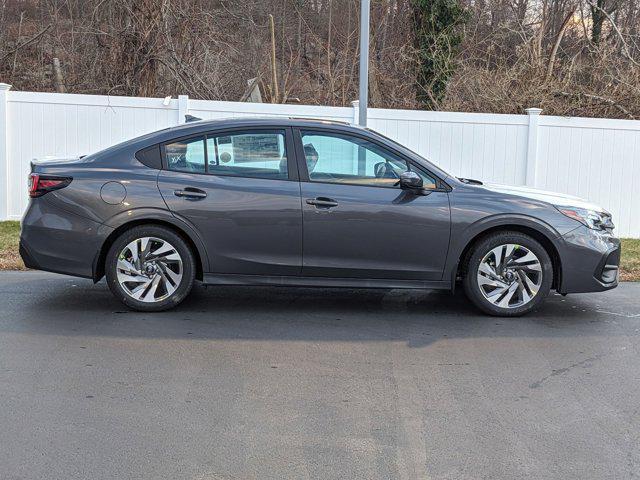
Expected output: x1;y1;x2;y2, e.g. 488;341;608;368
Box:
0;221;24;270
621;238;640;282
0;221;639;281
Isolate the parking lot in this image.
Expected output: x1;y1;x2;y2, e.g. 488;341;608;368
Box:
1;271;639;479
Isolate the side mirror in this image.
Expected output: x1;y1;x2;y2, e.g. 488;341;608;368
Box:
399;171;423;190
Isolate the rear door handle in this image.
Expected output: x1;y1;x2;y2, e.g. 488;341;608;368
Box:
174;188;207;199
306;197;338;208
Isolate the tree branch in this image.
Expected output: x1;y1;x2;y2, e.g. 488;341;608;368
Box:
1;24;51;63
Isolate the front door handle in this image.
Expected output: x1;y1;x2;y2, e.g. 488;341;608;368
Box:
306;197;338;208
174;188;207;199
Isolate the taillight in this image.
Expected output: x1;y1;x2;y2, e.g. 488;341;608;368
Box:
28;173;72;198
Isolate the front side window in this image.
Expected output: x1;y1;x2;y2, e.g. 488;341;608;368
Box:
300;131;436;188
165;137;206;173
206;131;288;180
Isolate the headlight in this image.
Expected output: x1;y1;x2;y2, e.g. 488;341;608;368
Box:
556;206;614;231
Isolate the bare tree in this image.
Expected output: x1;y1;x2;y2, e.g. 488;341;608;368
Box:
1;0;640;118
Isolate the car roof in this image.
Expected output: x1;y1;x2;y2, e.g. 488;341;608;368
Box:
118;116;365;151
121;117;367;155
170;116;360;134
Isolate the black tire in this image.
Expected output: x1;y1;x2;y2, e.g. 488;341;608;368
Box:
463;231;553;317
105;225;196;312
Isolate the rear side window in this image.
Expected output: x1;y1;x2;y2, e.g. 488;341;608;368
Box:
206;131;287;180
135;145;162;169
165;137;206;173
164;130;288;180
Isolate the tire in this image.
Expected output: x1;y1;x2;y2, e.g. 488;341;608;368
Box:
105;225;196;312
463;231;553;317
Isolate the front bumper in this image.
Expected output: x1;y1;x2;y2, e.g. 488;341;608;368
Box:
558;225;620;294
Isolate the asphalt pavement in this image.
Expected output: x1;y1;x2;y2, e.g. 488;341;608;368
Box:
1;271;639;480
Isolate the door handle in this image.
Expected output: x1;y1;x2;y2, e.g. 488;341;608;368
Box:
174;188;207;199
306;197;338;208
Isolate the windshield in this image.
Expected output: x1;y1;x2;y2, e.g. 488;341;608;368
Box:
366;128;454;179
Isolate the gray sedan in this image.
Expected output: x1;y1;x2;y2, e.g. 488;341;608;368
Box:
19;118;620;316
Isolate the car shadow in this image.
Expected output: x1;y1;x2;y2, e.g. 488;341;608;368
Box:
2;272;634;348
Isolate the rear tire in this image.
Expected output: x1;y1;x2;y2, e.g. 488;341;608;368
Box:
105;225;196;312
463;232;553;317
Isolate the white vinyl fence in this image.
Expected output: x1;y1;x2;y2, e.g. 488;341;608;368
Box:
1;83;639;237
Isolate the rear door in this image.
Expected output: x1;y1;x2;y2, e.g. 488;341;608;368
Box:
158;127;303;275
295;128;451;280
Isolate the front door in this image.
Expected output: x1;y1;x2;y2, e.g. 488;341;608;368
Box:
296;129;450;280
158;128;302;275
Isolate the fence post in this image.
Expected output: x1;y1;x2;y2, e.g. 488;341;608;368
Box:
0;83;11;221
525;107;542;187
351;100;359;125
178;95;189;124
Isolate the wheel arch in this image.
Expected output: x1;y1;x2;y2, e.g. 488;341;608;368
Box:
93;212;208;282
450;219;563;291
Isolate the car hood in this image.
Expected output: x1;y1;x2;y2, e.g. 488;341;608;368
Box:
482;183;607;213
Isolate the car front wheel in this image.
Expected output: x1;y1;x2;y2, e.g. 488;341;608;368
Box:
463;232;553;316
105;225;196;311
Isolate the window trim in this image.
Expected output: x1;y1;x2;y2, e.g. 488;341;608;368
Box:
160;127;298;182
293;127;450;191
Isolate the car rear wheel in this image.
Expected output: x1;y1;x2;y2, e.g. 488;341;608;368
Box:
463;232;553;316
105;225;196;311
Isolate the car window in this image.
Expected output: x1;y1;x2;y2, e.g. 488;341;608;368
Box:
165;137;206;173
300;131;436;188
206;131;288;180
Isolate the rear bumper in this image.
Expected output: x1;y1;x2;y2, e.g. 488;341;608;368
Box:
19;198;111;279
558;226;620;294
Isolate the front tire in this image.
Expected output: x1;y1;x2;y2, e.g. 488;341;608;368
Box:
105;225;196;312
463;232;553;317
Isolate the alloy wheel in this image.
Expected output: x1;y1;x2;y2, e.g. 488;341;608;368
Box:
116;237;183;303
476;243;543;309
